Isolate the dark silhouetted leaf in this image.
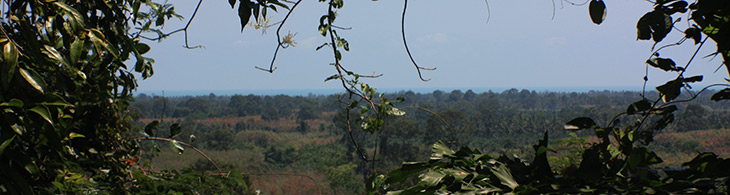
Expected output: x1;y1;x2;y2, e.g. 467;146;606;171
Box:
628;147;663;169
683;75;703;83
681;152;730;176
565;117;597;130
684;26;702;44
665;1;688;14
238;2;252;32
656;79;683;102
169;123;181;138
627;99;651;114
589;0;607;25
646;57;678;71
636;10;672;42
711;88;730;101
651;113;674;130
228;0;236;9
324;74;340;82
144;120;159;137
135;43;151;55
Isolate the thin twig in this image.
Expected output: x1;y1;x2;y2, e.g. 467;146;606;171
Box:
401;0;435;82
139;0;204;49
135;137;224;175
484;0;491;24
669;84;730;104
256;0;302;73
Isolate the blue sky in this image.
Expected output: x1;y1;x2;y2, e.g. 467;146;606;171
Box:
136;0;725;93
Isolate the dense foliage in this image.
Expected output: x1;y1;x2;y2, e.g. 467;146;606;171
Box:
128;89;730;193
0;0;168;193
0;0;265;193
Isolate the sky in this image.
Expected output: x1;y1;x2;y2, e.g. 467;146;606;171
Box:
136;0;726;94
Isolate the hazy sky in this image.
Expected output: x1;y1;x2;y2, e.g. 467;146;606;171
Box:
136;0;725;92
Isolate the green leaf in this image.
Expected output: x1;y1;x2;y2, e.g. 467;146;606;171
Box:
626;99;651;115
386;162;429;184
169;123;181;138
238;2;252;32
43;45;69;66
388;107;406;116
144;120;160;137
0;135;16;156
69;132;85;139
69;37;83;65
589;0;607;25
628;147;663;169
366;174;387;193
170;140;184;155
88;29;119;58
420;170;445;186
656;79;683;102
442;168;469;181
710;88;730;101
135;43;151;55
564;117;597;130
19;68;45;93
0;99;23;108
10;124;24;136
228;0;236;9
491;163;519;190
430;141;454;160
53;2;85;27
3;42;18;86
29;106;53;125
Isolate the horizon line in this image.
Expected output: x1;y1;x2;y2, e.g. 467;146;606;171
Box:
135;86;658;97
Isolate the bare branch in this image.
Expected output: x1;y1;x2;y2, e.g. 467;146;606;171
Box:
402;0;436;82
